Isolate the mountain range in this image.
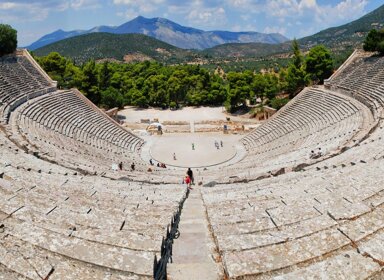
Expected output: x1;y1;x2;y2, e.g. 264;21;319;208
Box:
31;3;384;68
26;16;288;50
204;4;384;59
299;3;384;48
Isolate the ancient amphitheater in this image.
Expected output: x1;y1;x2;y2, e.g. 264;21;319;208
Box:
0;49;383;279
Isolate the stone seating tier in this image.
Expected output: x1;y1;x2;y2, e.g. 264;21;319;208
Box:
0;153;186;279
329;53;384;116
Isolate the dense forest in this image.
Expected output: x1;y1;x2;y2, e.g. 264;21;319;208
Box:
34;40;334;112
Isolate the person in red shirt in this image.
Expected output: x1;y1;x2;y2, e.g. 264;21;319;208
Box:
185;175;192;190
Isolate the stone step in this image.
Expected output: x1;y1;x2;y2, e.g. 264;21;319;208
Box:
168;189;222;279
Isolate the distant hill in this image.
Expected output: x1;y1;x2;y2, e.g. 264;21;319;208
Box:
202;4;384;59
27;16;288;50
203;42;292;58
299;4;384;49
33;33;197;64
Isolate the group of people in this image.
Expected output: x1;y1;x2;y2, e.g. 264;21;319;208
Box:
214;140;223;150
117;162;135;171
149;158;167;168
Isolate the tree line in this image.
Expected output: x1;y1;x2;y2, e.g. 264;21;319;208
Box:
34;39;334;112
1;23;383;113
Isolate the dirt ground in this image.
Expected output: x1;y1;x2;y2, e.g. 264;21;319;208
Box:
118;106;257;123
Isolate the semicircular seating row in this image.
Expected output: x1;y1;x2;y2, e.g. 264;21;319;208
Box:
201;152;384;279
206;87;372;181
328;53;384;115
0;53;146;174
13;89;145;173
200;51;384;278
0;55;55;123
211;53;384;181
0;131;186;279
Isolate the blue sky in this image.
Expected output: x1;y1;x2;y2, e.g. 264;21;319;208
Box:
0;0;382;46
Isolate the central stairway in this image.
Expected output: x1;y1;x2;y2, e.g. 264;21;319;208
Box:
168;188;223;279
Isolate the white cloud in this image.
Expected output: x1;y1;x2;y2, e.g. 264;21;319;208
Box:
0;2;18;9
227;0;254;9
262;0;368;36
230;24;243;31
320;0;368;23
113;0;163;17
266;0;367;21
166;1;229;29
113;0;135;4
264;25;287;35
0;2;50;22
187;7;227;28
123;8;139;19
168;4;190;14
0;0;101;22
70;0;101;10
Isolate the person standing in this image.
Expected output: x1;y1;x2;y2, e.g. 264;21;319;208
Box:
131;162;135;171
185;175;192;190
187;168;194;185
173;153;177;160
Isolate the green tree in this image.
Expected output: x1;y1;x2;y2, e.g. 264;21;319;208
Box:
37;52;67;74
63;62;84;89
291;39;302;69
207;76;226;105
284;39;308;98
270;97;289;110
304;45;334;83
37;52;74;88
251;74;267;103
145;74;168;107
225;72;252;112
264;74;280;101
378;41;384;53
363;29;384;54
100;87;124;109
130;89;148;108
0;24;17;56
98;61;111;90
167;70;189;107
81;60;100;104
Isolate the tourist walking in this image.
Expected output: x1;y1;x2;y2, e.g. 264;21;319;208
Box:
215;140;219;149
187;168;194;185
